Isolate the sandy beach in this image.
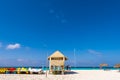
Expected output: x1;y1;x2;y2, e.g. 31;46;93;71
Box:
0;70;120;80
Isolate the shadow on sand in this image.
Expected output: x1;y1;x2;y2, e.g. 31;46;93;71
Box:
64;71;78;74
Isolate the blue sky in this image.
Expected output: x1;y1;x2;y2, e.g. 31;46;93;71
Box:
0;0;120;67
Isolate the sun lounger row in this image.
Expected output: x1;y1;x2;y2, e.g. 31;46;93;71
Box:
0;67;44;74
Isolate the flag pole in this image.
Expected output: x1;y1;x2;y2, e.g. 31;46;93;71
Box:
46;52;48;77
74;48;76;67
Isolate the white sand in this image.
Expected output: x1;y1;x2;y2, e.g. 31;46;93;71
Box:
0;70;120;80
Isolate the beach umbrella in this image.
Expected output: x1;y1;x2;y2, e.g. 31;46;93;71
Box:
114;64;120;71
99;63;108;70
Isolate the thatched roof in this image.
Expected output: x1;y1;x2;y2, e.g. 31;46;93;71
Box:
48;50;67;60
100;63;108;67
114;64;120;68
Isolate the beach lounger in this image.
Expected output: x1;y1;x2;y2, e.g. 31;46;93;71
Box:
5;67;16;74
17;67;29;74
0;68;8;74
28;67;44;74
20;67;29;74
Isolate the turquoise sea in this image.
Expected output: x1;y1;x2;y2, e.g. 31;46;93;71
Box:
0;67;119;71
69;67;119;70
42;67;119;71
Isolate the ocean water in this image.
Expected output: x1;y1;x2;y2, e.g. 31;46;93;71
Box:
70;67;119;70
42;67;119;71
0;67;119;71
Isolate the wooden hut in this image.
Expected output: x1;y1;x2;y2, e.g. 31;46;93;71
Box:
48;50;67;74
114;64;120;71
99;63;108;70
114;64;120;68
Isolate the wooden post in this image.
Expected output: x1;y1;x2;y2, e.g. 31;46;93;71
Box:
46;52;48;77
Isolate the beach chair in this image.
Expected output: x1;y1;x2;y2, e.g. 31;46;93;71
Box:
28;67;44;74
6;67;16;74
16;67;29;74
20;67;29;74
16;67;21;74
0;68;8;74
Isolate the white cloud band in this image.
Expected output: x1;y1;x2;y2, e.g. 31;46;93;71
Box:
6;43;21;50
88;49;102;56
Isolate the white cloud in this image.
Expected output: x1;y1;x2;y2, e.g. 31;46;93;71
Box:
17;58;29;62
6;43;21;50
88;49;102;56
17;59;24;62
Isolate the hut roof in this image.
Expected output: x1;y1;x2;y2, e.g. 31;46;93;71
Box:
114;64;120;68
48;50;67;60
100;63;108;67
